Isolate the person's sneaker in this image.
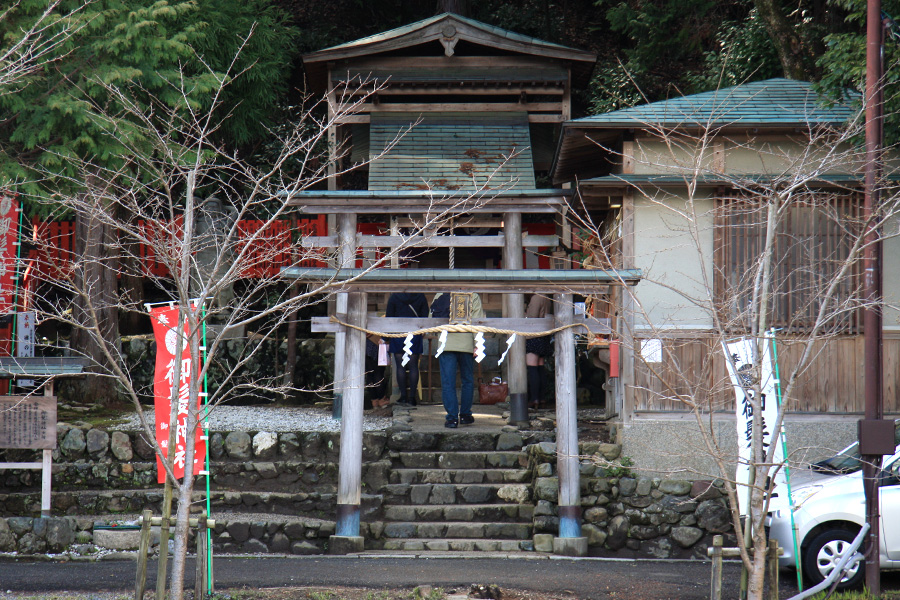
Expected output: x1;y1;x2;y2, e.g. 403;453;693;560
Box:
460;414;475;425
444;419;458;428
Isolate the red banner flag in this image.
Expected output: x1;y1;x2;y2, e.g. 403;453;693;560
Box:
150;305;205;484
0;194;19;314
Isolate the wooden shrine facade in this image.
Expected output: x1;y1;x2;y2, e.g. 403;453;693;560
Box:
291;12;642;557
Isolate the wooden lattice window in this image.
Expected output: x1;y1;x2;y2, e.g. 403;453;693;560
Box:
714;193;863;334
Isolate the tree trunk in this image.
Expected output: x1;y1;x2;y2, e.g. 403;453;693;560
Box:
754;0;814;80
70;183;120;406
437;0;468;16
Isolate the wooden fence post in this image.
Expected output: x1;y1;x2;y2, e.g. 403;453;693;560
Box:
767;539;780;600
710;535;723;600
135;509;152;600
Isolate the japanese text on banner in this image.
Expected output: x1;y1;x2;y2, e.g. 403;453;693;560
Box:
150;306;205;484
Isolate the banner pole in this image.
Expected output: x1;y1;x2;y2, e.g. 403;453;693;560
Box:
769;329;802;591
201;305;213;593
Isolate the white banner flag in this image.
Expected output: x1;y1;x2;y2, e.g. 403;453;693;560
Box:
724;338;785;515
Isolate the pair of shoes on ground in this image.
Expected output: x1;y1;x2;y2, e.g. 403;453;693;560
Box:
397;399;417;409
445;414;475;428
372;397;391;408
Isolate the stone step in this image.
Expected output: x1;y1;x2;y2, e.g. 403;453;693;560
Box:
381;538;535;552
382;503;533;523
382;482;531;505
389;467;529;485
394;451;526;470
382;521;532;540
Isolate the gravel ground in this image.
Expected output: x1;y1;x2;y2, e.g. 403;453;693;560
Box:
115;405;393;433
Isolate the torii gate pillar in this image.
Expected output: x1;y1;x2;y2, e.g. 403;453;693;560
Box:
330;290;366;554
553;293;588;556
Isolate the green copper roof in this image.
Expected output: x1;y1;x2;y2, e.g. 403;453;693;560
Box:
368;112;535;191
572;79;859;128
0;357;89;378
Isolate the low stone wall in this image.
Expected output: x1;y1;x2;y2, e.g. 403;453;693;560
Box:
1;424;736;558
527;441;735;558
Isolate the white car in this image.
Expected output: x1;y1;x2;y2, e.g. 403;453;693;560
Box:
767;449;900;590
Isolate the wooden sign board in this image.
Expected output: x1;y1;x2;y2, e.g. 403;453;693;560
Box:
0;396;57;449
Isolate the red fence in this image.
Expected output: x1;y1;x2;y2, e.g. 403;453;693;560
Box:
28;215;329;281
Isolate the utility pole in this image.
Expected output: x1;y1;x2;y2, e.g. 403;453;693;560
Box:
862;0;885;594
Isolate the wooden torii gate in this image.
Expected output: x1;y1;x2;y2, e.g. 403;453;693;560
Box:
283;191;641;556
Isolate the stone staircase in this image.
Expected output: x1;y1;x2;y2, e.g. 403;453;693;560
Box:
0;421;557;556
377;430;536;552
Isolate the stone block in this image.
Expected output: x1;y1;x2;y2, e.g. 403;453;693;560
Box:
255;463;278;479
292;540;320;555
690;480;722;501
225;432;252;459
496;432;524;451
431;484;458;504
387;432;437;451
226;522;250;543
618;478;637;496
553;536;588;557
496;484;530;504
86;429;109;458
243;539;268;553
253;432;278;459
447;523;485;538
671;526;704;548
0;520;15;552
598;443;621;460
460;485;491;504
410;484;432;504
278;433;300;457
658;480;692;496
110;432;133;461
60;429;86;458
635;477;653;496
534;477;559;501
438;453;484;469
93;528;140;550
402;454;436;469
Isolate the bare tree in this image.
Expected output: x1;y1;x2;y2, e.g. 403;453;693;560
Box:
19;40;524;596
0;1;86;93
565;94;896;598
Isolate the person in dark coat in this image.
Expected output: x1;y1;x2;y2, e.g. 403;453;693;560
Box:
386;292;429;406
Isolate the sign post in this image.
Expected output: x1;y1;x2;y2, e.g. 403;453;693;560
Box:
0;395;56;517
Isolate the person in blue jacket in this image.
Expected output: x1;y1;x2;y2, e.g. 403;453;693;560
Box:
386;292;429;406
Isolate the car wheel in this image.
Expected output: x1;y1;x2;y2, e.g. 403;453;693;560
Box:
803;529;865;590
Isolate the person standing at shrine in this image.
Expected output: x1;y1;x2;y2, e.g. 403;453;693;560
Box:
525;294;552;408
431;292;484;428
386;292;429;407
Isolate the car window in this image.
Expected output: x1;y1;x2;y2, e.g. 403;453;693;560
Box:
881;456;900;487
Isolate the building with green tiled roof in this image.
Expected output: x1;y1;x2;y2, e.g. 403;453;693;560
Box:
550;76;900;478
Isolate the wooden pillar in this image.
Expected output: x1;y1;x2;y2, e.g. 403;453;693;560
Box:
333;290;366;552
504;212;526;405
553;292;584;554
332;213;357;417
620;191;636;424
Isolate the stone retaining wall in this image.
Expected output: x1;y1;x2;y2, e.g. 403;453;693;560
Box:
527;441;736;558
0;424;736;558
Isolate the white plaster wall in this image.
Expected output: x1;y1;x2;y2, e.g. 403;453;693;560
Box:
630;192;716;330
632;139;713;175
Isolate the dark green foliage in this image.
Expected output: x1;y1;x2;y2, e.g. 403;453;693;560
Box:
817;0;900;142
685;8;782;92
0;0;297;202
